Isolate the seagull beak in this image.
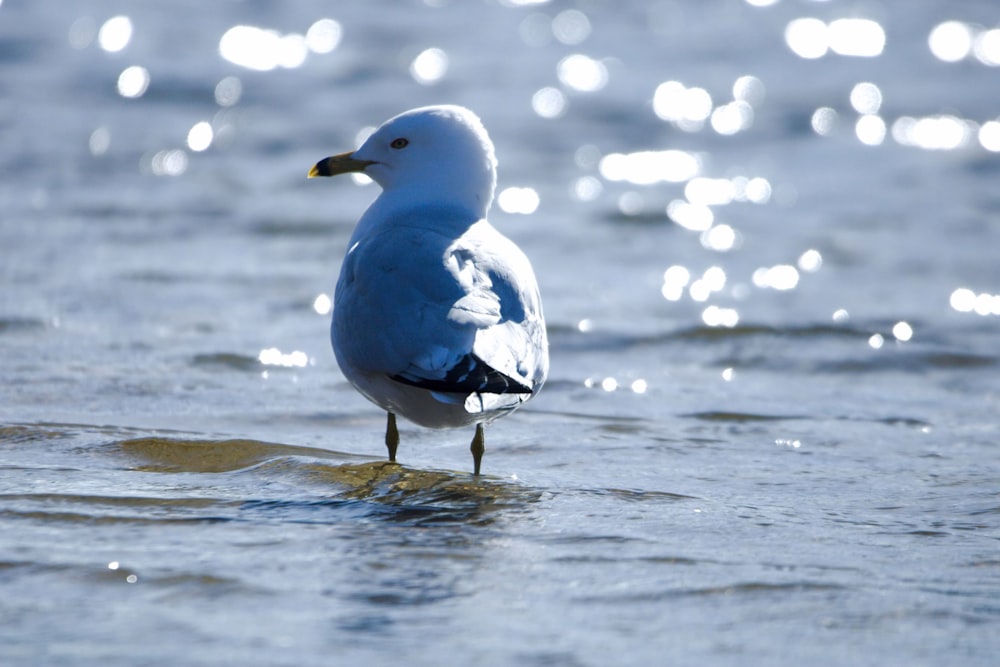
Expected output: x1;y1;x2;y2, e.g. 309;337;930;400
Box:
308;151;375;178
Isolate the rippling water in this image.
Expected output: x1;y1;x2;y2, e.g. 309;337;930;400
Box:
2;1;999;665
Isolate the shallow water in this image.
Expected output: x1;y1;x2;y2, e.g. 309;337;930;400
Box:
2;1;999;665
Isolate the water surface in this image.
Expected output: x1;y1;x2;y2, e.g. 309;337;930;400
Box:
2;1;999;665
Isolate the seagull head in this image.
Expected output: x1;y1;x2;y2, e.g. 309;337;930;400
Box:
309;105;498;219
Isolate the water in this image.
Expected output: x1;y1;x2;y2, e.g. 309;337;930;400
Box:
2;1;999;665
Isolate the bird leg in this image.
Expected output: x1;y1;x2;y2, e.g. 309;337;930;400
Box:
470;423;485;476
385;412;399;462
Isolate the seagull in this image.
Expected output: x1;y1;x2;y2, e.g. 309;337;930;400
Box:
308;105;548;475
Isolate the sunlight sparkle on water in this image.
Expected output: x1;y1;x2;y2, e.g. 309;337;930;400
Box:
798;249;823;273
743;177;772;204
653;81;713;131
701;224;738;252
829;19;885;57
776;439;802;449
929;21;973;62
149;149;188;176
313;294;332;316
557;54;607;92
186;122;213;152
892;115;973;151
219;25;310;71
929;21;1000;66
600;151;700;186
856;115;886;146
753;264;799;291
89;127;110;156
532;87;567;119
259;348;309;368
711;101;754;135
786;18;885;59
689;267;727;303
572;176;602;202
617;192;644;216
812;107;838;136
661;265;691;301
702;305;739;328
214;76;242;107
411;48;449;85
850;82;882;114
667;200;713;231
974;29;1000;66
685;178;736;206
117;66;149;98
551;9;591;45
892;321;913;342
950;288;1000;316
785;18;828;59
979;122;1000;152
98;16;132;53
733;75;766;106
497;187;540;214
703;266;727;292
305;18;342;54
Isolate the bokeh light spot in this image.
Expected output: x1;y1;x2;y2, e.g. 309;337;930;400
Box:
572;176;602;202
214;76;242;107
186;121;213;152
811;107;838;136
497;187;540;215
557;54;608;92
313;293;332;316
829;19;885;57
733;75;765;106
306;18;342;54
855;114;886;146
89;127;111;156
892;321;913;342
850;82;882;114
785;18;829;59
667;200;713;231
797;249;823;272
974;29;1000;66
532;87;567;119
600;150;701;186
117;65;149;98
979;121;1000;152
711;101;754;135
149;149;188;176
702;305;739;328
259;347;309;368
552;9;591;45
411;48;449;85
701;224;738;252
753;264;799;290
929;21;973;62
99;15;133;53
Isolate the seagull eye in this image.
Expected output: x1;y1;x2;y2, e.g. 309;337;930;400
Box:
390;137;409;150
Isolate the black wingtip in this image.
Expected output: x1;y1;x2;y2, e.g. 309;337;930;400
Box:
390;354;532;395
